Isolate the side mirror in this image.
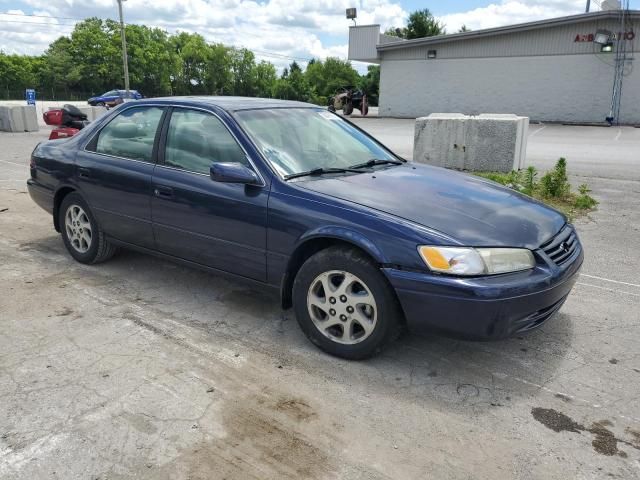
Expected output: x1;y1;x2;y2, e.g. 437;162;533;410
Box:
210;162;260;185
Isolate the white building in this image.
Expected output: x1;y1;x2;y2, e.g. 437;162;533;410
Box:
348;10;640;124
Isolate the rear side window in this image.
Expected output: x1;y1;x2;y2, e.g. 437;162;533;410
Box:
164;109;247;175
93;106;163;162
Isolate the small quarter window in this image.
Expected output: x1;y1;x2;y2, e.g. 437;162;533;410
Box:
164;109;248;175
93;106;164;162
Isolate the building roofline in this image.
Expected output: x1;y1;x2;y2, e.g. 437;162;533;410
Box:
377;10;640;51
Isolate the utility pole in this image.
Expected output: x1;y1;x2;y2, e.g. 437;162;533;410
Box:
117;0;130;94
585;0;591;12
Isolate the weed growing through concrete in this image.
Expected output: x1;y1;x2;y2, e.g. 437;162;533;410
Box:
475;158;598;220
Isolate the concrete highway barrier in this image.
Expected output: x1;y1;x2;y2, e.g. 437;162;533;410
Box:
414;113;529;172
0;105;39;132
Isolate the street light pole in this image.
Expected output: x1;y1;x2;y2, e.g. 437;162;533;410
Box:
117;0;130;94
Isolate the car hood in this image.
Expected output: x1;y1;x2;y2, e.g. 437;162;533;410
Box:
295;163;565;249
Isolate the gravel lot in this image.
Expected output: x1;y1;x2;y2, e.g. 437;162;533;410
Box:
1;125;639;479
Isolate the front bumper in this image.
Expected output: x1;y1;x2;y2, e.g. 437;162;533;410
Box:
383;240;583;339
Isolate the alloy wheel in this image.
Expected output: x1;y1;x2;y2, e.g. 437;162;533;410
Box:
307;270;377;345
65;204;92;253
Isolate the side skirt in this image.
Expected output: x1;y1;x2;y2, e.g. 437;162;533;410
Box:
106;236;281;297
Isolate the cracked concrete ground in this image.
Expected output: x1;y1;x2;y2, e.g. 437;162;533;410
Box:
1;126;639;479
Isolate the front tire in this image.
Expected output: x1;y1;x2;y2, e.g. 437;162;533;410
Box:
292;247;402;359
59;193;117;264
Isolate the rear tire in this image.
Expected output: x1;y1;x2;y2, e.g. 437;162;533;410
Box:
59;192;117;264
343;102;354;116
292;247;402;359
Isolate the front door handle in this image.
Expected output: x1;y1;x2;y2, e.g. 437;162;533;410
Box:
78;167;91;179
154;185;174;199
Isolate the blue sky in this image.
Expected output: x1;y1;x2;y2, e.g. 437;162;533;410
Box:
1;0;638;70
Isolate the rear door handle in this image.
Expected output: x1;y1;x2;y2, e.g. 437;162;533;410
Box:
154;185;174;199
78;167;91;179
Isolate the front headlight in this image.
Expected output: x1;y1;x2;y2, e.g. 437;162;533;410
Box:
418;246;535;276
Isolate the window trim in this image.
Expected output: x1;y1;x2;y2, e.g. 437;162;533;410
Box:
84;104;168;165
157;105;266;187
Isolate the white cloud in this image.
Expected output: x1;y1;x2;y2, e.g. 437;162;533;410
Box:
1;0;607;66
437;1;596;33
2;0;405;68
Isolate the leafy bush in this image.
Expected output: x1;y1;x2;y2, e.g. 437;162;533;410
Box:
522;166;538;196
539;157;570;199
575;184;598;209
474;158;597;219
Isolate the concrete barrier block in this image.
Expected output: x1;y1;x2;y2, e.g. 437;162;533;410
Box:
21;106;39;132
414;113;529;172
0;106;11;131
10;106;26;132
414;114;467;170
0;106;39;132
0;105;27;132
90;106;108;121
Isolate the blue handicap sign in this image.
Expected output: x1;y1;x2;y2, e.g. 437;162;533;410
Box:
25;89;36;105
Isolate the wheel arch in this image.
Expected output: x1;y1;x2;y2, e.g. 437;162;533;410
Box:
280;228;387;309
53;185;77;232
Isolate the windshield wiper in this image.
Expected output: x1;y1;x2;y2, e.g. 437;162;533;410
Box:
349;158;404;169
284;167;363;181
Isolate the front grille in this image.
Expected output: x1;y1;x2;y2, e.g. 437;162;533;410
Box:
540;225;579;266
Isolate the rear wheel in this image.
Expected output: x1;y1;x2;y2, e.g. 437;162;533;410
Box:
59;193;117;264
293;247;402;359
343;102;354;116
96;102;105;107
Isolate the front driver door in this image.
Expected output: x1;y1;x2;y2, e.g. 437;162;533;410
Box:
76;105;165;249
151;107;269;282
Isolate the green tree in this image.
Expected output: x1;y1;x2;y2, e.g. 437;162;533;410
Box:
171;32;211;94
458;24;471;33
68;18;120;94
229;48;256;96
273;61;308;101
39;37;75;98
304;57;359;98
120;24;176;96
357;64;380;105
2;19;373;103
385;8;446;39
0;53;42;98
206;43;232;94
253;61;277;98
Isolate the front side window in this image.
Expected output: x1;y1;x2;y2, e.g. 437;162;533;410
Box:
235;108;397;177
164;109;247;175
94;106;164;162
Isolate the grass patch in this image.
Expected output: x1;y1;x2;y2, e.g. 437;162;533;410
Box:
474;158;598;221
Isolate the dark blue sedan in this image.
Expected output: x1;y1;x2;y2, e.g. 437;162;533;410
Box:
87;89;143;107
27;97;583;359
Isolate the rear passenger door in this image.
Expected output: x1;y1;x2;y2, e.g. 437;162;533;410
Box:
77;105;165;249
151;107;269;282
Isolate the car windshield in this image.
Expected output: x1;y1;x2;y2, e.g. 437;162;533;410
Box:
103;90;118;96
235;108;399;178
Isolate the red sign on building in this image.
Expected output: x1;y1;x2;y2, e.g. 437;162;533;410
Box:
574;31;635;42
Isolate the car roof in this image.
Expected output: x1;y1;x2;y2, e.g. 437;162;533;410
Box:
139;96;316;112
